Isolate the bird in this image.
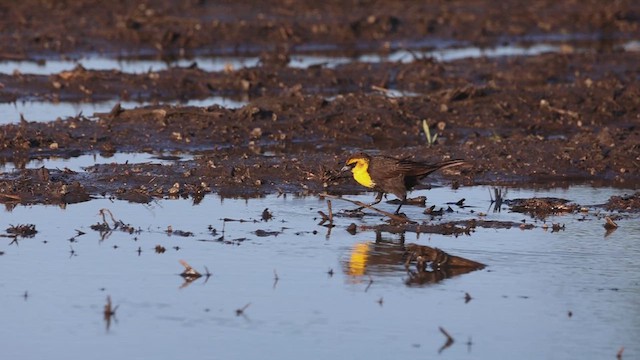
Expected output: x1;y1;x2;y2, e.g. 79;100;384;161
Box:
341;152;465;214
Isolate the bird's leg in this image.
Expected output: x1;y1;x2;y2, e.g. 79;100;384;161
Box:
370;192;384;206
394;195;407;215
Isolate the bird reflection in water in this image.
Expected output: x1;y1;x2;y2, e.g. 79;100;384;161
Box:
345;233;485;287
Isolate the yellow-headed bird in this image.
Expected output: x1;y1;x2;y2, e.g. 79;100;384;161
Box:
342;152;464;214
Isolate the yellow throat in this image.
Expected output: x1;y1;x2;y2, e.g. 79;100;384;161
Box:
348;158;375;188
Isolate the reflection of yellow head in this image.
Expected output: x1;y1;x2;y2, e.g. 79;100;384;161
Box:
348;242;370;276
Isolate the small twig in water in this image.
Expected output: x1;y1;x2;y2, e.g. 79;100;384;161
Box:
103;295;119;331
236;303;251;316
438;326;455;353
203;266;212;283
273;269;279;289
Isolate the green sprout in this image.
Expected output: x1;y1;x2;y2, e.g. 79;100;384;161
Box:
422;119;438;146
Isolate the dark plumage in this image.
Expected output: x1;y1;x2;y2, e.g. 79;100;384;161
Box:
342;152;465;214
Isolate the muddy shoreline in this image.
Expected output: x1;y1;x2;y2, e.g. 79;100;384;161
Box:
0;0;638;208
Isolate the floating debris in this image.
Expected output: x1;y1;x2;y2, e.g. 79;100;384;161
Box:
68;229;85;242
605;192;640;213
604;216;619;230
551;223;565;232
90;209;137;240
464;292;473;303
327;268;334;277
604;216;619;237
165;226;194;237
445;198;466;207
507;197;577;219
273;269;279;288
6;224;37;238
103;295;118;332
424;205;444;216
438;326;455;353
261;208;273;221
179;260;202;279
389;196;426;207
254;229;282;237
235;303;251;316
346;223;358;235
178;260;207;289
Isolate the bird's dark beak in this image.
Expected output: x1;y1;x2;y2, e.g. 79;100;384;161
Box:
341;163;355;172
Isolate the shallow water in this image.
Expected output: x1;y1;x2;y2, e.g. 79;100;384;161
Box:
3;40;638;76
1;185;638;360
2;39;637;125
0;152;194;172
0;96;247;124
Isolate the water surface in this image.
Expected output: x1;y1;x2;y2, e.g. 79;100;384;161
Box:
1;186;638;359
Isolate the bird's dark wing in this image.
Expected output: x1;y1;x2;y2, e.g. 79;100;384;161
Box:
402;159;465;177
369;156;465;180
367;156;407;181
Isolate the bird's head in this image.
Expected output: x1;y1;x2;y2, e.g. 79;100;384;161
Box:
341;152;371;172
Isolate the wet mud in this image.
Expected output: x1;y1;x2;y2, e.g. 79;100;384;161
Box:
0;0;639;215
2;4;639;356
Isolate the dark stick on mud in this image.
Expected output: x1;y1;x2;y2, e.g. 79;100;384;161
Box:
320;193;415;223
438;326;455;353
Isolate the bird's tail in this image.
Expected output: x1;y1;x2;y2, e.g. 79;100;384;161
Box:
435;159;466;171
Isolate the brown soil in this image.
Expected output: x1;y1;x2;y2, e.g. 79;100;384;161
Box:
0;0;639;209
